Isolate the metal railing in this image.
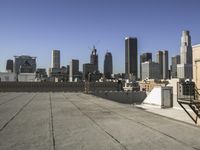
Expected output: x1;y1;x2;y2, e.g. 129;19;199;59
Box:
177;81;200;124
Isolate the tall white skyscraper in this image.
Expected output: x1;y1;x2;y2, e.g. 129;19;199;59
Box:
180;31;192;64
52;50;60;69
177;30;193;79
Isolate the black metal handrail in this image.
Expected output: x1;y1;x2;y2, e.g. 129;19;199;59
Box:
194;87;200;100
177;82;195;103
177;82;200;124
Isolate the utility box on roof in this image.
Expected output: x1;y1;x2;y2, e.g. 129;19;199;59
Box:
161;86;173;108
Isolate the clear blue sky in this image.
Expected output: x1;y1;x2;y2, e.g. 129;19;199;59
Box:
0;0;200;73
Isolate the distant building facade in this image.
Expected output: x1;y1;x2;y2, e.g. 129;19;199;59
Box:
18;73;36;82
0;72;16;81
90;46;98;71
192;44;200;90
14;55;36;73
52;50;60;69
69;59;79;82
156;51;163;77
177;30;193;79
6;59;13;72
35;68;47;81
104;52;113;79
141;61;161;80
140;52;152;79
156;50;169;79
171;55;180;78
163;50;169;79
125;37;138;80
83;63;96;81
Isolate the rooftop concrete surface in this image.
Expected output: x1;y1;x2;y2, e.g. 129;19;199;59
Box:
136;104;197;125
0;92;200;150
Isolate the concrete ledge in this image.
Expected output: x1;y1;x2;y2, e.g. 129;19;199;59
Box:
0;82;119;92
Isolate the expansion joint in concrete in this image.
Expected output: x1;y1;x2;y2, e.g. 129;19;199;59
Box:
137;121;199;150
49;93;56;150
0;93;36;132
76;95;199;150
62;94;128;150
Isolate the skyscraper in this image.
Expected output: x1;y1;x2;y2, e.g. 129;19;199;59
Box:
163;50;169;79
177;30;193;79
156;50;169;79
90;46;98;71
156;51;163;77
52;50;60;69
140;52;152;79
180;31;192;64
69;59;79;82
6;59;14;72
104;52;113;79
171;55;180;78
125;37;138;80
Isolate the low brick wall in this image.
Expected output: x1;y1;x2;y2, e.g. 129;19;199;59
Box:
92;91;147;104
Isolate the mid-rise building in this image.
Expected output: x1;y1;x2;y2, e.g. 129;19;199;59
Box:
125;37;138;80
83;63;96;81
141;61;161;80
177;30;193;79
140;52;152;79
69;59;79;82
104;52;113;79
6;59;13;72
52;50;60;69
192;44;200;90
171;55;180;78
14;55;36;73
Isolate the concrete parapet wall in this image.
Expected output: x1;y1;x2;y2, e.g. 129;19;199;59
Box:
89;82;119;91
0;82;84;92
92;91;147;104
0;82;119;92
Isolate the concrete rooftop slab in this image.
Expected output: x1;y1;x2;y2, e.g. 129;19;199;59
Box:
0;92;200;150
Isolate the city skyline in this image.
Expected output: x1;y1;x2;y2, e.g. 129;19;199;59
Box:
0;0;200;73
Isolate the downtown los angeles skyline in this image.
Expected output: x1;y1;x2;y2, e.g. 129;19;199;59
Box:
0;0;200;73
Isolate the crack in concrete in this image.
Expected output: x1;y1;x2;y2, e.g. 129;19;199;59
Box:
0;93;24;106
0;93;36;132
